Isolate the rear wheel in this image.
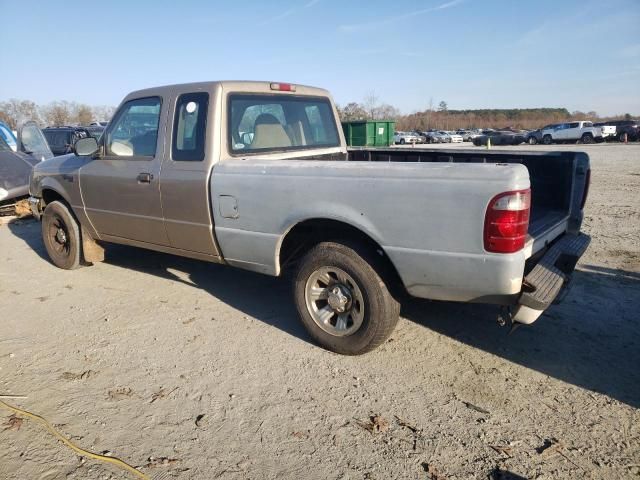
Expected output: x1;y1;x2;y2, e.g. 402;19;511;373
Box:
581;133;594;144
528;136;538;145
399;138;405;145
542;135;552;145
42;200;81;270
293;242;400;355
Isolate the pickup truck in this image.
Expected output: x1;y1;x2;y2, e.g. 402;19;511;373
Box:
541;121;614;144
28;81;591;355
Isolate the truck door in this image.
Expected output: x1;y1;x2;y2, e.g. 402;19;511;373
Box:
159;91;221;257
79;96;170;246
564;122;580;140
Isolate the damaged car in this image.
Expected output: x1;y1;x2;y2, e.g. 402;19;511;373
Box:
0;121;53;215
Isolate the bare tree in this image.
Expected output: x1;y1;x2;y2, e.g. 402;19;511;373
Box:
43;101;72;126
74;104;94;125
374;103;399;120
92;105;117;122
339;102;368;121
363;91;379;120
0;99;42;129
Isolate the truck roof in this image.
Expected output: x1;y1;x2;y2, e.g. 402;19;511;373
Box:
124;81;331;102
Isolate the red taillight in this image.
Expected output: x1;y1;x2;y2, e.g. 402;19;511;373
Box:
270;82;296;92
484;189;531;253
580;169;590;210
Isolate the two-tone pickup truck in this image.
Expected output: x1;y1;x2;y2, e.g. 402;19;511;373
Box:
29;81;591;354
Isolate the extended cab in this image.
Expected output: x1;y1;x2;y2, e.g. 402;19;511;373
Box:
541;121;614;144
29;81;591;354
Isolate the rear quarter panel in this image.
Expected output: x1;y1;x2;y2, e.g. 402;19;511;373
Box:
211;159;531;301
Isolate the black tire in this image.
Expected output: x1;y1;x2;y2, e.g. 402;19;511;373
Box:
42;200;81;270
528;137;538;145
542;135;552;145
293;241;400;355
618;132;627;142
400;138;405;145
581;133;594;144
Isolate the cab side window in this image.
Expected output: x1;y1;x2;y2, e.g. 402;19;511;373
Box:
106;97;161;157
172;92;209;161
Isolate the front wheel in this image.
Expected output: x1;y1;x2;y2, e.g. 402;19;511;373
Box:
293;242;400;355
528;136;538;145
399;138;406;145
581;133;594;144
42;200;81;270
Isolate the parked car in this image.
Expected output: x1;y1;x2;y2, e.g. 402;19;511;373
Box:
0;121;18;152
540;121;613;145
409;131;426;144
0;121;53;213
443;131;463;143
42;127;91;156
29;80;590;355
416;130;440;143
594;119;639;142
86;125;105;140
525;124;560;145
461;130;481;142
473;130;525;146
393;131;420;144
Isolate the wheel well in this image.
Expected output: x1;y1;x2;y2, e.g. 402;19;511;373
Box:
279;219;405;297
42;188;67;207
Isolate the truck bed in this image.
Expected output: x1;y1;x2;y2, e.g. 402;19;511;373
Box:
347;147;585;257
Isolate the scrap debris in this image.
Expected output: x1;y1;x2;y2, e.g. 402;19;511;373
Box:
145;456;180;468
422;462;447;480
489;445;513;458
195;414;206;427
61;370;97;381
108;387;133;401
355;414;389;434
461;401;490;415
150;387;178;403
4;414;24;431
537;438;565;456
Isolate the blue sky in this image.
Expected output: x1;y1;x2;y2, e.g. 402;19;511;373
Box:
1;0;639;115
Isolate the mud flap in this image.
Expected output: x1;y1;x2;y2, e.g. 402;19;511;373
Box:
82;227;104;264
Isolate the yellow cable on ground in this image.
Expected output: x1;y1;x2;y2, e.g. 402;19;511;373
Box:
0;399;149;480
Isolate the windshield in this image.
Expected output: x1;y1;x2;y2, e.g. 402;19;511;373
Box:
0;123;17;151
229;94;340;154
20;123;54;161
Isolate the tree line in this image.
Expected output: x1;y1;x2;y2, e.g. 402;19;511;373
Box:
338;94;636;131
0;99;116;130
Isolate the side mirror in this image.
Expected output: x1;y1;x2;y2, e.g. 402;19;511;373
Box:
242;132;253;145
73;137;99;157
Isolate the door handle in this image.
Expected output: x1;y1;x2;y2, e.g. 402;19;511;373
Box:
137;172;153;183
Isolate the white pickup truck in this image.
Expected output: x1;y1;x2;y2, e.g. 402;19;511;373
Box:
29;81;591;354
541;121;615;144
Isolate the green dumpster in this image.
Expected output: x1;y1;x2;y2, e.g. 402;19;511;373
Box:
342;120;395;147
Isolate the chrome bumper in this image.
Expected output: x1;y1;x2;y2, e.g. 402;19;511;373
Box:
28;196;42;220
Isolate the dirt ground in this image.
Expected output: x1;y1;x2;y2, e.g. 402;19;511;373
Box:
1;143;639;480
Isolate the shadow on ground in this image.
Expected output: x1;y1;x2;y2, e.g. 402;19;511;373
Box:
8;220;640;408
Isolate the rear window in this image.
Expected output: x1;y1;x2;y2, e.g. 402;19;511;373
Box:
43;130;71;147
229;94;339;154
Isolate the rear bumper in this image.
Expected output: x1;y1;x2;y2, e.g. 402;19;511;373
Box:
512;233;590;324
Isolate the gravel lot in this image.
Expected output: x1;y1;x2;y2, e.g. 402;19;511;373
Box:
1;143;639;480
